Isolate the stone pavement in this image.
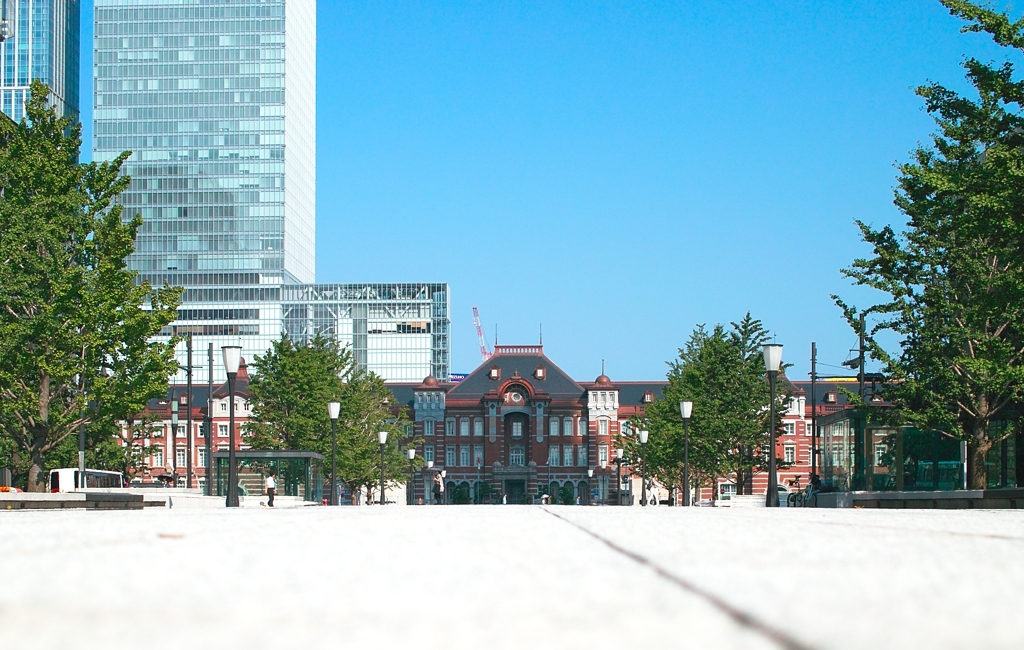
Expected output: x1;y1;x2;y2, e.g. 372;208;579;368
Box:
1;506;1021;649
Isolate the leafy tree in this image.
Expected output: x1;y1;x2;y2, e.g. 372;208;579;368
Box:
246;335;415;502
835;0;1024;488
246;334;353;451
0;81;180;491
630;314;782;498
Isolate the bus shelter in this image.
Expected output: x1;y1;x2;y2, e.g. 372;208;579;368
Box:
213;450;324;502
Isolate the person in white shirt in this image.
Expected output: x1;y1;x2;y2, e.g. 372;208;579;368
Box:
265;472;276;507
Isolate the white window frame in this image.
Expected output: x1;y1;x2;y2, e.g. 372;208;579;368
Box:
473;445;484;467
445;418;456;436
509;446;525;466
784;443;795;464
599;419;609;436
459;445;470;466
549;417;559;437
511;421;523;438
563;418;573;437
577;445;586;467
473;418;483;437
424;443;435;463
549;445;560;466
563;445;574;467
460;419;470;436
445;446;456;466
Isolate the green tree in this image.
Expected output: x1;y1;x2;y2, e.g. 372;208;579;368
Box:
835;0;1024;489
246;334;353;451
0;82;180;491
246;335;414;503
631;314;781;499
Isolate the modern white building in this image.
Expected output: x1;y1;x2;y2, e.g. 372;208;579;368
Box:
93;1;449;383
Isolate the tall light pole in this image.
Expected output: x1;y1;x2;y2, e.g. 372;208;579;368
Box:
600;458;607;504
328;401;340;506
205;343;213;496
170;399;178;486
407;448;417;505
679;401;693;506
186;334;193;489
763;343;783;507
378;430;389;505
614;448;625;505
587;468;594;505
222;345;241;508
640;429;649;506
440;469;447;505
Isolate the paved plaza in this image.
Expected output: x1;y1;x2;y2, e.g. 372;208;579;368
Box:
1;506;1021;649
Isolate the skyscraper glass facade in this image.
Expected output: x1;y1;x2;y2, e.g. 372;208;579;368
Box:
93;1;450;384
93;0;315;290
0;0;80;120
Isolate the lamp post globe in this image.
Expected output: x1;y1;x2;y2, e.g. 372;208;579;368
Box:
679;400;693;506
639;429;650;506
221;346;242;507
762;344;783;507
378;430;389;505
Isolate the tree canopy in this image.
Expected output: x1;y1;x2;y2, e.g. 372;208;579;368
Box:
246;335;415;502
0;81;180;490
629;313;782;499
835;0;1024;488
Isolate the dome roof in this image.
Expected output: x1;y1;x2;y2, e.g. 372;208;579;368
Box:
594;374;612;386
421;375;439;388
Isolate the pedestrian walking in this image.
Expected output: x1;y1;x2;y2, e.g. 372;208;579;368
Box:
265;471;276;507
502;493;507;504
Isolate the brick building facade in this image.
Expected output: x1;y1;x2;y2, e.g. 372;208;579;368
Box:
389;345;666;504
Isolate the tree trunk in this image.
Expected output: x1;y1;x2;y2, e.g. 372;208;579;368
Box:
28;449;47;492
968;425;991;490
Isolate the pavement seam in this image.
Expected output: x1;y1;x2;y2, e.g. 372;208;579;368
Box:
541;508;818;650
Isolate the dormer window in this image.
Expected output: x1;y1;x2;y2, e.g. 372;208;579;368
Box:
489;366;500;381
642;391;654;403
535;366;546;380
825;391;837;404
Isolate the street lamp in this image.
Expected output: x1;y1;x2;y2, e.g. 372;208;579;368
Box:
640;429;650;506
407;448;416;505
170;399;179;486
440;469;447;505
476;462;483;504
679;401;693;506
763;343;783;508
587;468;594;505
221;345;241;508
613;448;625;505
328;401;340;506
378;430;389;505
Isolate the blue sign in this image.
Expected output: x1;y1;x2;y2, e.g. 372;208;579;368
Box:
448;373;467;383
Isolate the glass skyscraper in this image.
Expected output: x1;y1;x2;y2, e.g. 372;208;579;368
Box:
93;1;451;383
0;0;80;120
93;0;315;289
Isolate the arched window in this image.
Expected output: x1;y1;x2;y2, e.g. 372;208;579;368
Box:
577;481;589;503
549;417;560;437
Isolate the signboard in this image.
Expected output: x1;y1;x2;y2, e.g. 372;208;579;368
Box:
448;373;467;383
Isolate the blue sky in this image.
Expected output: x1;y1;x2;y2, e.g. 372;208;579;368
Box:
80;1;1016;381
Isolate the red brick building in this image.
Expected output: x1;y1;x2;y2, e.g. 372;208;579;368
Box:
388;345;666;504
132;359;253;489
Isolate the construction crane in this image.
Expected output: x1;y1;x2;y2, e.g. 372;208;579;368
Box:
473;307;492;362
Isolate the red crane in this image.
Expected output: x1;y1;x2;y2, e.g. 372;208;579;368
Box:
473;307;492;362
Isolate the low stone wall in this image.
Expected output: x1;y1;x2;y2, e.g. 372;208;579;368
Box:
816;488;1024;509
0;492;156;510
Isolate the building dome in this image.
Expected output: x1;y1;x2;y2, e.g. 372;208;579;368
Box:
421;375;439;388
594;374;612;386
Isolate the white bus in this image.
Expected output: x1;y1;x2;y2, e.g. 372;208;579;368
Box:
49;468;125;492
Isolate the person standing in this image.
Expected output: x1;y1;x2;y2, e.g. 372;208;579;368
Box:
265;471;276;507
